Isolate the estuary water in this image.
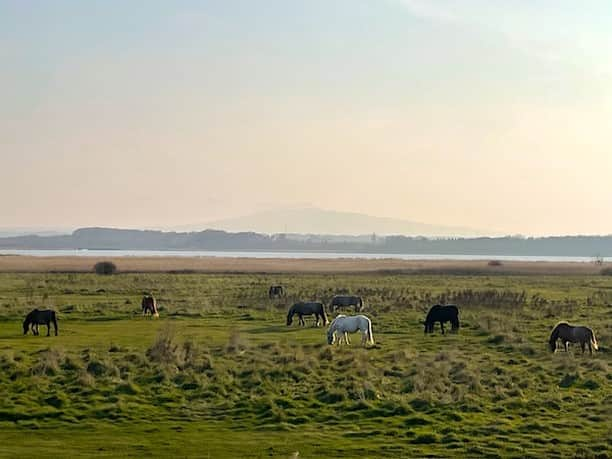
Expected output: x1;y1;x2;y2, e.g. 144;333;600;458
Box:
0;249;608;263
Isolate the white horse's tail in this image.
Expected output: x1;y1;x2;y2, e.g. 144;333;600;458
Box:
591;331;599;351
367;318;374;345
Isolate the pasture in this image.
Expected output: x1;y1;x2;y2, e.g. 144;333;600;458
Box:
0;271;610;458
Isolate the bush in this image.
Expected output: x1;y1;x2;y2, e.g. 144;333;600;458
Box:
94;261;117;275
600;267;612;276
488;260;503;267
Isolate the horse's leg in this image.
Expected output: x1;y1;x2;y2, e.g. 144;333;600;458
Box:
299;314;304;327
564;341;568;352
588;341;592;355
440;322;445;335
46;321;51;337
581;341;585;354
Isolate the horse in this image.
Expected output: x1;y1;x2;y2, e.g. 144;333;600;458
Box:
269;285;285;299
287;302;328;327
549;322;599;355
23;309;58;336
330;295;363;313
141;295;159;317
424;304;459;334
327;314;374;346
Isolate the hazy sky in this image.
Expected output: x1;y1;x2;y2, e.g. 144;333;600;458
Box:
1;0;611;235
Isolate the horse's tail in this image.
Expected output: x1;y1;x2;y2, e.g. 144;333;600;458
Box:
590;330;599;351
367;318;374;345
152;298;159;317
51;310;59;334
359;297;363;311
320;304;329;326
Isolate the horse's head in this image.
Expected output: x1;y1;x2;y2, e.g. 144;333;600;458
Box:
286;315;293;326
22;318;29;335
327;328;334;345
549;338;557;352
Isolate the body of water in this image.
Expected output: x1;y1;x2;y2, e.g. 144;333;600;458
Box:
0;249;608;263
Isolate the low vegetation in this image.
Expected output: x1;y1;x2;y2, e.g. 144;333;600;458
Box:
0;272;610;457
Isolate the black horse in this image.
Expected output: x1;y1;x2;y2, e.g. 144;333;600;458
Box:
141;295;159;317
23;309;58;336
330;295;363;312
269;285;285;299
424;304;459;334
287;302;328;327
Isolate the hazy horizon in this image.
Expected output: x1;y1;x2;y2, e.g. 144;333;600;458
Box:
2;1;611;236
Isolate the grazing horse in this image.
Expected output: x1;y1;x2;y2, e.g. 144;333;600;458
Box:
269;285;285;299
23;309;58;336
424;304;459;334
141;295;159;317
327;314;374;346
330;295;363;313
549;322;599;355
287;302;328;327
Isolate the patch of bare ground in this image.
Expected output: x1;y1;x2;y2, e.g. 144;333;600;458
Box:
0;255;609;275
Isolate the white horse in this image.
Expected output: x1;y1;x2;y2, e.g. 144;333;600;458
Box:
327;314;374;346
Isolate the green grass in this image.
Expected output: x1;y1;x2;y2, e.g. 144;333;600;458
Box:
0;272;611;458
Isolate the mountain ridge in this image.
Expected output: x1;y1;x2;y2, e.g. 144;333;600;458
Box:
172;207;496;237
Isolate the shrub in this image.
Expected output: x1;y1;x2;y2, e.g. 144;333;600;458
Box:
93;261;117;275
600;267;612;276
488;260;503;267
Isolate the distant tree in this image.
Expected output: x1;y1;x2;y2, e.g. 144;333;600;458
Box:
94;261;117;275
488;260;503;267
601;267;612;276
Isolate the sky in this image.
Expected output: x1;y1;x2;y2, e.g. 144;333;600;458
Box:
1;0;611;236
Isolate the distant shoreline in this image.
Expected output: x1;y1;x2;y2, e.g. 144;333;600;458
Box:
0;255;609;275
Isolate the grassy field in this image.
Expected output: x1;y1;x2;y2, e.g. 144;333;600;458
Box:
0;271;611;458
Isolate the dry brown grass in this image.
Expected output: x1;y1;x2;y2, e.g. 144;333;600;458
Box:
0;255;609;275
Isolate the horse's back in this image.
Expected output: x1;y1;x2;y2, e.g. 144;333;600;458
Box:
427;304;458;319
29;309;56;322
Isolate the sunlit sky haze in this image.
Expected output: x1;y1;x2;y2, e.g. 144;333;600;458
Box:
1;1;611;235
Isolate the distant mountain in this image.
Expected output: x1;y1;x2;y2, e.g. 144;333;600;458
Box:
174;208;495;237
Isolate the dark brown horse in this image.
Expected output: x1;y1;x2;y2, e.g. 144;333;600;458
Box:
330;295;363;312
549;322;598;354
141;295;159;317
23;309;58;336
269;285;285;299
286;302;328;327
